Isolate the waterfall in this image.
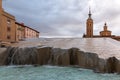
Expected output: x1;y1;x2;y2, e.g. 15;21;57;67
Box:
6;47;18;65
2;46;120;73
6;47;38;65
10;47;18;65
47;54;53;65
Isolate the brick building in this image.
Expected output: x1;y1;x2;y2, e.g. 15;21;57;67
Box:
85;9;93;38
100;23;112;37
0;0;40;43
16;22;39;41
25;26;39;39
0;0;16;42
83;8;120;41
15;22;25;41
84;9;113;38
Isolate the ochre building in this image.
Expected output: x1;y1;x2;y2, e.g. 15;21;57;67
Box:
100;23;111;37
86;9;93;38
25;26;39;39
83;9;120;41
0;0;16;42
0;0;40;43
15;22;25;41
16;22;39;41
83;9;113;38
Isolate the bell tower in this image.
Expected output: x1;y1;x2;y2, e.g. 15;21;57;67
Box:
0;0;2;13
0;0;2;40
104;22;107;31
86;8;93;37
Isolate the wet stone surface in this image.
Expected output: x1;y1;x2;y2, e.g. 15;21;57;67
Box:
12;38;120;59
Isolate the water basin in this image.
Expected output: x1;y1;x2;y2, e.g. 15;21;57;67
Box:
0;65;120;80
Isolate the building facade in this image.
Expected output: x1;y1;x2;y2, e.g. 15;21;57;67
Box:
83;8;120;41
0;0;16;42
24;26;39;39
0;0;40;43
15;22;25;41
16;22;39;41
86;9;93;38
83;9;113;38
100;23;111;37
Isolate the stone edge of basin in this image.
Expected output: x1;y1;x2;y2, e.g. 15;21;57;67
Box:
0;46;120;74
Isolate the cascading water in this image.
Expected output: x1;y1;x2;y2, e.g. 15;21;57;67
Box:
6;47;38;65
0;38;120;80
10;47;18;65
0;46;120;73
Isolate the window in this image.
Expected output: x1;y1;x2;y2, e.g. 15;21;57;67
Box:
7;35;11;39
7;19;11;24
7;19;11;32
7;27;11;31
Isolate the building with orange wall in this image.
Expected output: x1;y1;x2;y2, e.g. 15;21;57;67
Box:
25;26;39;39
83;9;120;41
16;22;39;41
83;9;113;38
0;0;40;43
100;23;112;37
0;0;16;42
85;9;93;38
15;22;25;41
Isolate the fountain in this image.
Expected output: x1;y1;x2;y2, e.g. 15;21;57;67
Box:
0;38;120;74
0;46;119;73
0;38;120;80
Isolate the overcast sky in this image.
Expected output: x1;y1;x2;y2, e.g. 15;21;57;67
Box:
2;0;120;37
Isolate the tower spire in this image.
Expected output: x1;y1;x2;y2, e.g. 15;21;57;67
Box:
104;22;107;31
88;7;92;18
104;22;107;26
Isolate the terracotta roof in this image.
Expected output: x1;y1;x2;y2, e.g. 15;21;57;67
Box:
15;22;40;33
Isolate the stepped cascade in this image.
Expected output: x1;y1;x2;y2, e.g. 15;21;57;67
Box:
0;38;120;73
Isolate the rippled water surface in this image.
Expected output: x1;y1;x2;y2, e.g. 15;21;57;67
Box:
0;66;120;80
